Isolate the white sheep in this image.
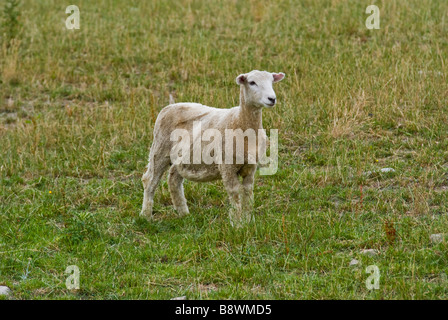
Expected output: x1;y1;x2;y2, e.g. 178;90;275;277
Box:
141;70;285;227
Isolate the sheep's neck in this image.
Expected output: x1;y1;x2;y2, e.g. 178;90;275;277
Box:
239;87;262;130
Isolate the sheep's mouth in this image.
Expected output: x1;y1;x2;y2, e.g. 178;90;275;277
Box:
265;102;275;107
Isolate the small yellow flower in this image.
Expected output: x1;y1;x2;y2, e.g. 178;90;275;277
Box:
49;191;52;194
375;159;379;163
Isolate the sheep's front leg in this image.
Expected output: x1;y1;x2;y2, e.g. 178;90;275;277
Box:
221;167;245;228
241;165;256;224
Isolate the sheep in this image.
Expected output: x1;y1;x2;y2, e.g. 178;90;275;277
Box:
141;70;285;227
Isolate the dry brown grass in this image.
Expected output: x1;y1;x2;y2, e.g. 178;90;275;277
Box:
329;90;371;139
1;39;21;85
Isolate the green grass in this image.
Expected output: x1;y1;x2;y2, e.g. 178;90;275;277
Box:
1;0;448;299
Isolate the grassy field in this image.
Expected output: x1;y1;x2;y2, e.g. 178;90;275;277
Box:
0;0;447;299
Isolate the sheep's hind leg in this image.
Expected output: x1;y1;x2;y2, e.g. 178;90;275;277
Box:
168;166;189;216
141;153;170;219
241;167;256;224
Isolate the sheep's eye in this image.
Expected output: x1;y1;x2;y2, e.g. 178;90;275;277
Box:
249;81;257;86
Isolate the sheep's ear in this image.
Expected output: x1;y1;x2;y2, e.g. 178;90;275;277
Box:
272;72;285;83
236;74;247;85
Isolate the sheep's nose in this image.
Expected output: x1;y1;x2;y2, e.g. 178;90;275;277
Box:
268;97;276;104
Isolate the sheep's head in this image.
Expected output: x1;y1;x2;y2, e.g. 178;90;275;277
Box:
236;70;285;108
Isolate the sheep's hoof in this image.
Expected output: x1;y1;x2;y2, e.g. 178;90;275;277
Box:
229;213;253;228
140;208;153;220
229;216;243;229
232;220;243;229
176;205;190;217
245;214;254;224
231;219;248;229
